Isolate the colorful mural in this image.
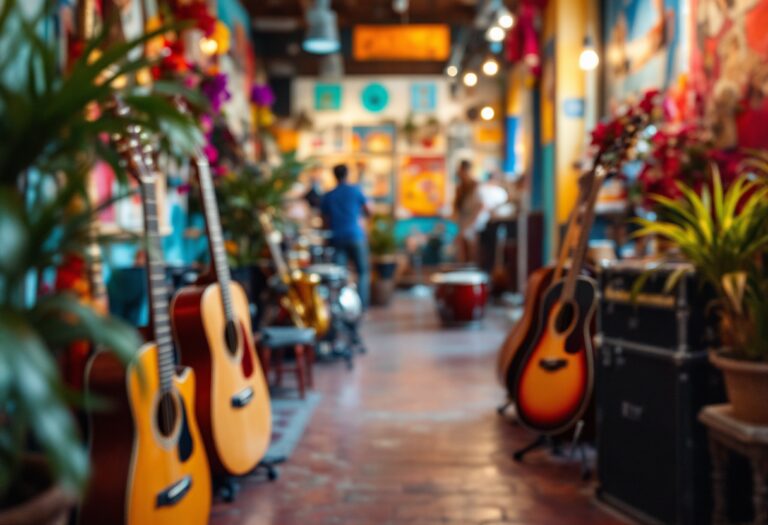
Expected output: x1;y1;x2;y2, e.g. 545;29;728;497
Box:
692;0;768;149
603;0;687;106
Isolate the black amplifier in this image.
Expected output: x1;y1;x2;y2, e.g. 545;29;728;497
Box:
595;340;727;524
598;261;718;352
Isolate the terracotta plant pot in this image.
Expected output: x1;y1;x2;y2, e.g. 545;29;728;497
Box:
0;457;75;525
710;351;768;425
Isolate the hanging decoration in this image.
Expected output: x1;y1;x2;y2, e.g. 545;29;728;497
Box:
250;83;276;129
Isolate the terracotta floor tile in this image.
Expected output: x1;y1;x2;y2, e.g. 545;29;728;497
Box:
211;294;630;525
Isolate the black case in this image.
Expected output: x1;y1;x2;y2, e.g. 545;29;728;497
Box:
595;340;726;524
598;261;718;352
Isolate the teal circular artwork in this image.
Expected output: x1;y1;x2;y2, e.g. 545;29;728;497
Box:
361;83;389;113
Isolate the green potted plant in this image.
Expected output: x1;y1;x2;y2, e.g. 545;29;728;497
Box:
369;214;399;306
0;2;201;522
216;155;302;308
635;168;768;423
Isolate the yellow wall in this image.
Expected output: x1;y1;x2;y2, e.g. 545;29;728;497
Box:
554;0;588;224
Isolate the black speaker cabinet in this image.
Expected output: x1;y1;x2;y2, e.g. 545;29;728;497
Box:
596;340;726;524
598;261;718;352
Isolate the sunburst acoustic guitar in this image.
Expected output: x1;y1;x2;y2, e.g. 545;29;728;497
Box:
171;150;272;477
79;104;211;525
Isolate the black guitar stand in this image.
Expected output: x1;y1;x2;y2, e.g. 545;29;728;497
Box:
216;457;284;503
512;420;592;481
496;399;514;417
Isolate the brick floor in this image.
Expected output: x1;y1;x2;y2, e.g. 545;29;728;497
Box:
211;294;630;525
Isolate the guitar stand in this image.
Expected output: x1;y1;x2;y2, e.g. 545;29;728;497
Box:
512;420;592;481
496;399;514;417
216;458;283;503
513;435;561;462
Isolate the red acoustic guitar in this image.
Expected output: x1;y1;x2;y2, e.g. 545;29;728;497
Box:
171;151;272;477
79;106;212;525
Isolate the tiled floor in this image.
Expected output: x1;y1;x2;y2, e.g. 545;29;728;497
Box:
211;294;629;525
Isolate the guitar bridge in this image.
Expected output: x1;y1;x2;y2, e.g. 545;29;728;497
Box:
156;475;192;507
231;386;254;408
539;358;568;372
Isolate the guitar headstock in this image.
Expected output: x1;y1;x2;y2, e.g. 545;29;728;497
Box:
105;97;157;187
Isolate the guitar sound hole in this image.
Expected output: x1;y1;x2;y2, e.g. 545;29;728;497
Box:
224;320;239;355
156;393;178;438
554;302;576;335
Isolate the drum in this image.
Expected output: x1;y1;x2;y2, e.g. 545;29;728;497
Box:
432;270;489;326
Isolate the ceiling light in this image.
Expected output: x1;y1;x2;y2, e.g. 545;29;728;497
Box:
463;71;478;87
482;57;499;76
446;65;459;77
579;36;599;71
303;0;340;55
486;25;506;43
481;106;495;120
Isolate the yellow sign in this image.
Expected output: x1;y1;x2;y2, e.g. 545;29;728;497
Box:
353;25;450;61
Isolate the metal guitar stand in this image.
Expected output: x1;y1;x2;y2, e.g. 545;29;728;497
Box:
216;457;283;503
512;420;592;481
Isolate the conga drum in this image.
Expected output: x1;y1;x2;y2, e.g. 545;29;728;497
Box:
432;270;489;326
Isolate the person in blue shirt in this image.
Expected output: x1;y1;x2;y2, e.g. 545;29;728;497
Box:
321;164;371;308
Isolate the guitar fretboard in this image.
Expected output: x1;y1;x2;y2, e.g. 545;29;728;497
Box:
139;171;177;395
195;155;235;323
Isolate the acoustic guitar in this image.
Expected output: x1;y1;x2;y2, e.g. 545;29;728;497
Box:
509;114;648;434
79;105;212;525
170;151;272;477
258;211;330;337
511;168;606;434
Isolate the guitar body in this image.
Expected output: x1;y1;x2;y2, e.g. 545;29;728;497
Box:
513;276;597;434
80;345;212;525
496;266;556;392
171;281;272;476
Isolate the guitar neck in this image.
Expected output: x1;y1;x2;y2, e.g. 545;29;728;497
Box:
561;167;606;301
140;169;176;395
259;213;292;280
194;154;235;322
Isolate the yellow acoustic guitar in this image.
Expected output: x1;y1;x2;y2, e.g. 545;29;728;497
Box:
79;105;211;525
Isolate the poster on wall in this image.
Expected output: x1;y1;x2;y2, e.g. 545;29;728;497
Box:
411;82;437;112
603;0;686;106
351;124;396;154
692;0;768;149
356;156;395;203
397;156;446;217
315;83;342;111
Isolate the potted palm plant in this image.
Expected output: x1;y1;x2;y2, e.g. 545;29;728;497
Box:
369;214;398;306
0;2;202;522
635;168;768;424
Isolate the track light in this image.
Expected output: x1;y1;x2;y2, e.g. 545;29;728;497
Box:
463;71;478;87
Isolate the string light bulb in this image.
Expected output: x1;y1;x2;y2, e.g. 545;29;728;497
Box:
446;65;459;78
482;57;499;76
463;71;478;87
485;25;506;43
480;106;495;120
579;36;599;71
200;37;218;56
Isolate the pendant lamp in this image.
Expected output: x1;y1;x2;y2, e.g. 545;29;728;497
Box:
303;0;341;55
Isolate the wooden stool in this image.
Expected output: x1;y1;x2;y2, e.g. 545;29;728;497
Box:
257;327;316;399
699;404;768;524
